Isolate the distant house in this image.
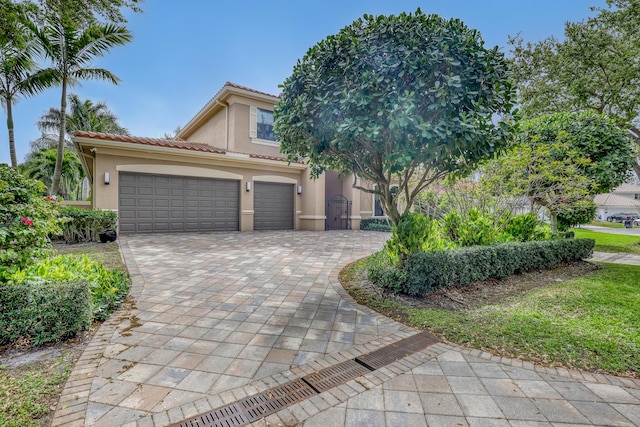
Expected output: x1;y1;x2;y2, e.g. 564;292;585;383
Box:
594;184;640;220
73;82;382;234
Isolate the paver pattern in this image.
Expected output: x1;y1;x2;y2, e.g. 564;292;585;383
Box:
50;231;640;427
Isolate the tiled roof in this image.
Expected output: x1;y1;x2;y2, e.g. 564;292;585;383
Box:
224;81;280;99
74;131;227;154
73;130;293;163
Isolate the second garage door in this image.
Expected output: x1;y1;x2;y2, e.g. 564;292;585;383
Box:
119;172;239;234
254;182;294;230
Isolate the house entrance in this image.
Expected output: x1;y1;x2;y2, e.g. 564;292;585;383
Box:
326;194;352;230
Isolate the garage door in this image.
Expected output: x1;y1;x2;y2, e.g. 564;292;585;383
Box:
254;182;294;230
119;172;239;233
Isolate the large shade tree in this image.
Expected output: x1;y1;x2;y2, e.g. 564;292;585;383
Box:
481;111;633;232
29;13;131;195
275;10;517;225
509;0;640;177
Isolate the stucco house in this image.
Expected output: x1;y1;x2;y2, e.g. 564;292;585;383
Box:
594;183;640;221
73;82;380;234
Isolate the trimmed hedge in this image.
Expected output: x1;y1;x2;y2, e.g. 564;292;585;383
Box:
361;218;392;232
59;207;117;243
370;238;595;297
0;280;92;345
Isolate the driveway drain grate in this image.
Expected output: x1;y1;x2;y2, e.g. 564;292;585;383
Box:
238;379;316;422
170;331;438;427
302;359;372;393
171;403;247;427
356;332;438;370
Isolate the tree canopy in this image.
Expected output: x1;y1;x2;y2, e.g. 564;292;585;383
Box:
481;111;633;232
29;13;132;195
275;9;517;224
509;0;640;177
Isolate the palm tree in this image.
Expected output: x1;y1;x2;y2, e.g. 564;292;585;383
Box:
0;2;57;168
20;147;84;199
37;93;129;139
29;13;131;195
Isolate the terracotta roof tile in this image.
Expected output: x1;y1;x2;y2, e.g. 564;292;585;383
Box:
73;130;298;163
73;131;227;154
225;81;280;99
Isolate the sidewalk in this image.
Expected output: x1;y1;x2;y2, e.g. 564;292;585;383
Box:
590;250;640;266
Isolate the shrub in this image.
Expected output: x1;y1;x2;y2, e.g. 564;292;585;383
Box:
363;222;392;232
365;251;406;293
384;212;453;266
59;207;117;243
360;218;392;231
387;238;595;296
557;199;597;231
502;213;550;242
0;279;91;345
10;255;130;321
0;165;61;281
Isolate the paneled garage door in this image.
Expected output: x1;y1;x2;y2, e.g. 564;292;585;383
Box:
254;182;294;230
119;172;239;233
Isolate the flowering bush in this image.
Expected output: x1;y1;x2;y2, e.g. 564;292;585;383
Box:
0;165;61;281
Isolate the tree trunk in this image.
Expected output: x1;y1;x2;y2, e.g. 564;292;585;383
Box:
51;78;67;196
6;97;17;168
550;211;558;234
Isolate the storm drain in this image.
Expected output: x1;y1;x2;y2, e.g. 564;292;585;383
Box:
302;359;371;393
356;332;439;370
169;331;437;427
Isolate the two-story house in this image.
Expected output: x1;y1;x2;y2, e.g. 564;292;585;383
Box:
73;82;379;234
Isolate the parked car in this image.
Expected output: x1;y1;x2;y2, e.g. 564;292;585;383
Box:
634;218;640;227
607;212;640;223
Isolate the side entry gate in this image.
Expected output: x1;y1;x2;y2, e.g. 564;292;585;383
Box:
326;194;352;230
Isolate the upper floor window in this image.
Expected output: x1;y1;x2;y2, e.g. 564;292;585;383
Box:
257;109;275;141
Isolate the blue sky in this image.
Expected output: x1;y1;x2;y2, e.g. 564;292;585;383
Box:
3;0;606;164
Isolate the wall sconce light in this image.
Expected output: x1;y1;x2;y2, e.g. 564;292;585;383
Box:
246;182;251;192
104;172;110;185
297;185;302;195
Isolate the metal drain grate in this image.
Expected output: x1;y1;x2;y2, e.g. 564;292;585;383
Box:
170;380;315;427
303;359;372;392
238;379;317;422
171;403;247;427
356;332;438;370
171;331;438;427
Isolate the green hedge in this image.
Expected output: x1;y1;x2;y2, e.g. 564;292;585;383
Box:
59;207;117;243
0;280;92;345
361;218;392;232
369;238;595;297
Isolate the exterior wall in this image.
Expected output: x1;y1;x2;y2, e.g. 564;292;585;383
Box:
299;169;326;231
228;99;283;158
324;170;342;199
90;149;325;231
185;110;227;149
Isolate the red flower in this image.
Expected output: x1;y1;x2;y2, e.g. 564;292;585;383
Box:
45;195;56;201
21;217;33;226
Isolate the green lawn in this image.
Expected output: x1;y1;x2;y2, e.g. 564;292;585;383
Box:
573;228;640;254
590;220;625;228
0;353;75;427
0;241;126;427
343;261;640;376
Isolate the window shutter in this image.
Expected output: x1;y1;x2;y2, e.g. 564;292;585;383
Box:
249;106;257;138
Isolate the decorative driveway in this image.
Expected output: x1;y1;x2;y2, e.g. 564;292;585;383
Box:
51;231;640;427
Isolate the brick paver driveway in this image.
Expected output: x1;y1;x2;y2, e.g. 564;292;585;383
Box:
53;231;411;426
52;231;640;426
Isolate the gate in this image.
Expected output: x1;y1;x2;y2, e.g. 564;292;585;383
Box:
326;194;352;230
